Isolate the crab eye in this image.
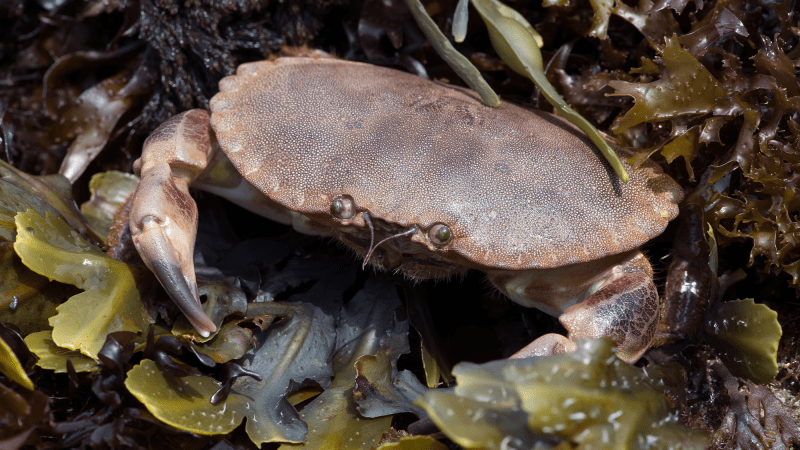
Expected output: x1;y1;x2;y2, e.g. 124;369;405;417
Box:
331;196;355;219
429;224;452;245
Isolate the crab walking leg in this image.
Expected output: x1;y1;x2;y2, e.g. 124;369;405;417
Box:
129;110;217;336
558;263;658;362
487;250;659;363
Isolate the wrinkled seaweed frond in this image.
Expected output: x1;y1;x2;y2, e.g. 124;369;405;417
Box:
416;339;709;450
604;0;800;293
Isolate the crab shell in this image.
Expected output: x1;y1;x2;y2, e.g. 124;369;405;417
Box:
207;58;681;272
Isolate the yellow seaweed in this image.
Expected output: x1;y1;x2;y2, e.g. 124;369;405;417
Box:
704;299;782;384
376;436;450;450
13;210;152;359
660;126;702;181
0;242;61;336
80;171;139;240
421;342;448;388
0;332;34;391
126;302;328;445
608;37;729;133
278;349;393;450
24;330;98;373
125;358;246;435
416;339;709;450
0;159;102;245
588;0;614;39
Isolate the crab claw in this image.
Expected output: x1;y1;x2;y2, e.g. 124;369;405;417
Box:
130;162;216;336
130;110;217;337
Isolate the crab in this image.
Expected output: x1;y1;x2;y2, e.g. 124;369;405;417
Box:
129;57;683;362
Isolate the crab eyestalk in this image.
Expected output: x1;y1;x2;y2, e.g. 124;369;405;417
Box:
129;110;217;337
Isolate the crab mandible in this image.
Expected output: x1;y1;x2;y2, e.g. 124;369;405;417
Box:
129;57;682;362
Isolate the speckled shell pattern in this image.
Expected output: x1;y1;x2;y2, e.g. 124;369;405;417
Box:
209;57;682;270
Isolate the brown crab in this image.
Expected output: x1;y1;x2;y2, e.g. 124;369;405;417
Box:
129;57;683;362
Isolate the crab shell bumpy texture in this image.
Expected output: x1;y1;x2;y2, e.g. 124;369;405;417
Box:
209;58;682;271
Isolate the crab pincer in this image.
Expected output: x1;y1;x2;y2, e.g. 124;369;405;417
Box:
130;110;217;337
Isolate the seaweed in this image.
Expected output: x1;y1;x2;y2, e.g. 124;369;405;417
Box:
277;276;409;449
416;339;708;449
376;435;450;450
124;271;413;448
403;0;501;106
0;159;99;244
0;242;61;336
13;210;152;359
79;170;139;241
704;299;781;384
24;330;98;373
0;325;34;391
0;323;48;450
712;363;800;450
408;0;630;181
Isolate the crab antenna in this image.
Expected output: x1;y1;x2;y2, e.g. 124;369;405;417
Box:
362;225;419;269
363;212;376;265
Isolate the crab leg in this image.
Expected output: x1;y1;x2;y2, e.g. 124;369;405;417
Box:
489;250;659;362
129;110;217;336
